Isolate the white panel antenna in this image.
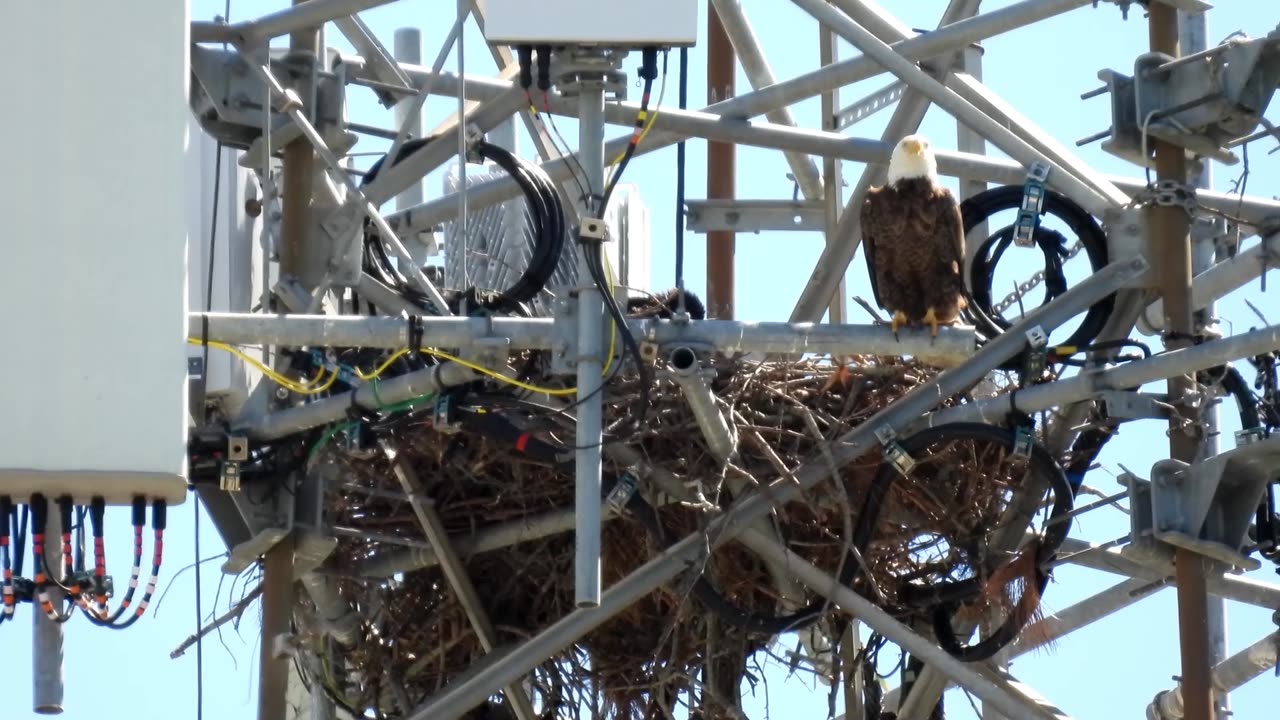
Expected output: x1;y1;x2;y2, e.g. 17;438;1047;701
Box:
0;3;190;506
186;116;273;420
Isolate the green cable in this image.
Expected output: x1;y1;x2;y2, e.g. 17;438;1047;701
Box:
305;386;437;466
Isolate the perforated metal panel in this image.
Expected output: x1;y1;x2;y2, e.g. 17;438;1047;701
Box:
441;164;652;314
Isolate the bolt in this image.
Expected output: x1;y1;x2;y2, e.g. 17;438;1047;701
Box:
275;387;290;400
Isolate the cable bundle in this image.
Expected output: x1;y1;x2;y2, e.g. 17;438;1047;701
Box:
357;136;566;317
960;185;1113;369
0;494;164;630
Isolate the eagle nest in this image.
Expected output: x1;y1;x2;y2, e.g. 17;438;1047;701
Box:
307;356;1057;719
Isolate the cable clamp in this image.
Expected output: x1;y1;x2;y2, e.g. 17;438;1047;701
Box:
1011;424;1035;460
407;315;425;358
577;217;608;245
219;461;242;492
875;425;916;477
464;124;485;163
1014;162;1052;248
605;473;639;516
433;395;459;433
1021;325;1049;381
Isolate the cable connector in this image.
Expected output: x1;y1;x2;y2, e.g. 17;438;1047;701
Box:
638;47;660;82
534;45;553;92
578;217;608;245
1013;162;1051;248
875;425;916;477
516;45;534;90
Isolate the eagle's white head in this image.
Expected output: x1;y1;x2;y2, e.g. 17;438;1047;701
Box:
886;134;939;185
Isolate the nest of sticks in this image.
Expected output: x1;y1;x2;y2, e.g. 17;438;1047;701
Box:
313;356;1045;718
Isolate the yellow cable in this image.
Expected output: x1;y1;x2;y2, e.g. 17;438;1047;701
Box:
185;339;336;395
607;67;668;175
414;348;579;396
601;252;619;375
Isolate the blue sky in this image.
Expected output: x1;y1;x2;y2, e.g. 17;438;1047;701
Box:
6;1;1277;718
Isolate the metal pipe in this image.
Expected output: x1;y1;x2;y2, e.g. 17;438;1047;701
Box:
355;272;433;317
235;47;455;317
363;5;478;208
391;28;424;213
1010;578;1163;657
192;0;399;44
921;324;1280;430
33;502;63;715
403;257;1145;720
710;0;823;201
375;80;1280;240
189;311;979;361
385;447;539;720
1056;536;1280;610
707;4;737;319
1179;12;1230;720
300;573;359;645
245;360;478;440
1150;631;1280;720
734;528;1068;720
1140;230;1280;336
790;0;1121;220
1146;4;1214;718
361;0;1091;128
819;9;849;324
259;12;318;720
668;347;737;465
573;80;608;609
354;444;691;579
885;577;1166;710
957;39;989;239
792;0;981;324
834;0;1129;208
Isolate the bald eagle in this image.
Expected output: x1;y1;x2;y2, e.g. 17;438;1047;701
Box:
861;134;968;339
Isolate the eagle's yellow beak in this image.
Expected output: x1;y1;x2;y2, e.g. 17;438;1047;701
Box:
903;138;924;156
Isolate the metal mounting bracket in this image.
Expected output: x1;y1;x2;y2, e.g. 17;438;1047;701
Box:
685;200;825;234
1099;390;1172;421
1013;162;1052;248
875;425;916;477
1124;435;1280;571
1082;30;1280;168
549;293;578;375
191;45;353;156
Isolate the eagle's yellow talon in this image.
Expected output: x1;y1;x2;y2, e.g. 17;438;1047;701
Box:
923;308;940;344
889;311;907;341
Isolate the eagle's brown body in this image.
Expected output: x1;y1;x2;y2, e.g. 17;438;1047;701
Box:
861;177;968;329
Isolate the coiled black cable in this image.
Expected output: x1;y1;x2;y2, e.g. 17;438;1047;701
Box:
867;423;1073;661
602;474;839;635
1203;364;1262;431
961;185;1114;368
358;135;567;315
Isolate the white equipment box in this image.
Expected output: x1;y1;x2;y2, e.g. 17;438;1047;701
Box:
479;0;698;47
0;3;190;506
185;115;270;420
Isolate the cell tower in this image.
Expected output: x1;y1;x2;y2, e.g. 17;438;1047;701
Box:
2;1;1279;720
